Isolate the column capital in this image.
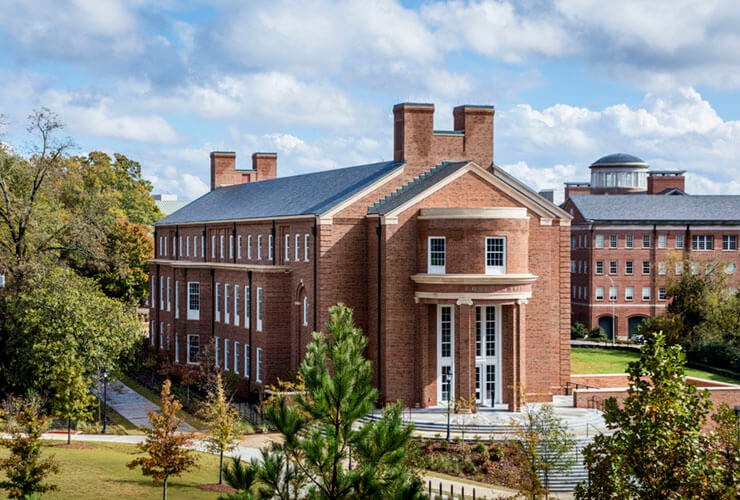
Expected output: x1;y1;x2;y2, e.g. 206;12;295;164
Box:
456;297;474;306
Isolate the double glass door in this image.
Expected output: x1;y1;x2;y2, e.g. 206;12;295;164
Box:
475;305;500;407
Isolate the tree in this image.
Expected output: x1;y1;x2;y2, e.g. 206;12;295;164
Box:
513;405;576;500
575;333;716;499
0;398;59;499
128;380;199;500
709;403;740;497
218;456;258;500
199;373;242;484
49;357;94;445
264;303;425;499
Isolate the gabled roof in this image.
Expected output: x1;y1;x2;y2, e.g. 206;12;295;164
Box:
569;194;740;223
156;160;403;225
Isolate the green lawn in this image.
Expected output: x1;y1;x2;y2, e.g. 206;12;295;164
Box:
571;347;740;384
0;441;225;500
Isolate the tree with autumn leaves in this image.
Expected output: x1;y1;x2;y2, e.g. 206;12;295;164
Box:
128;380;198;500
199;373;243;485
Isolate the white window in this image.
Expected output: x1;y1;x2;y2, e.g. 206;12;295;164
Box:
595;287;604;301
596;261;604;274
625;286;634;301
225;284;231;324
201;235;205;257
158;236;162;256
658;234;667;249
658;287;667;300
723;235;737;251
234;284;240;326
167;277;171;311
642;234;651;248
676;262;684;275
428;237;445;274
268;234;273;261
245;344;250;378
159;322;164;348
224;339;230;371
160;276;164;310
247;235;252;259
187;334;200;364
285;234;290;261
642;287;651;300
179;236;182;256
485;237;506;274
692;235;714;250
257;287;263;331
305;234;310;261
164;236;167;256
609;286;617;301
676;234;684;249
642;261;650;275
186;236;190;257
257;235;262;260
216;282;221;322
175;281;179;319
175;333;179;363
295;234;300;261
609;261;617;275
691;261;700;275
229;234;234;259
211;235;216;258
595;234;604;248
238;235;242;259
220;235;225;258
256;347;262;382
244;286;250;325
187;282;200;320
150;320;154;346
215;336;220;367
625;234;633;248
234;341;240;375
625;260;633;275
172;237;176;256
658;262;667;275
609;234;617;248
303;296;308;326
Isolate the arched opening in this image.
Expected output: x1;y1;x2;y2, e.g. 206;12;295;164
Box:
598;316;614;340
292;282;306;370
628;316;648;338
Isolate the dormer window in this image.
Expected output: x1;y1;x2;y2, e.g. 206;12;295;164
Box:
485;237;506;275
428;237;445;274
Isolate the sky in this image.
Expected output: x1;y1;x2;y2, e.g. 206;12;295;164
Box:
2;0;740;201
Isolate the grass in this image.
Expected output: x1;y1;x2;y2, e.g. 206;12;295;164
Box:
571;347;740;384
0;441;224;499
119;374;207;431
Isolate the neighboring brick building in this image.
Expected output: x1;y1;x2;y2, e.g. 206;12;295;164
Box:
149;103;572;410
563;154;740;339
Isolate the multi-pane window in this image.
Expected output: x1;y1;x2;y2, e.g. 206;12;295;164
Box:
658;262;667;275
475;308;481;356
642;234;651;248
658;234;667;249
658;287;667;300
642;287;651;300
676;262;684;275
642;261;650;275
225;284;231;324
440;307;452;358
625;286;634;301
596;261;604;274
220;235;224;258
201;235;205;257
595;287;604;301
167;277;171;311
305;234;310;261
609;234;617;248
676;234;684;249
595;234;604;248
428;237;445;274
245;344;251;377
485;237;506;274
257;287;263;331
485;365;495;405
234;285;240;326
247;235;252;259
211;235;216;258
692;235;714;250
268;234;273;261
175;281;179;319
609;261;617;275
285;234;290;261
160;276;164;309
625;260;633;275
186;236;190;257
179;236;182;257
175;334;179;363
215;283;221;322
215;337;220;367
187;334;200;364
234;341;240;375
570;261;576;273
256;348;263;382
244;286;250;325
237;235;242;259
303;296;308;326
691;261;700;275
485;307;495;356
441;366;452;402
159;322;164;349
224;339;230;371
625;234;633;248
295;234;300;261
723;235;738;250
187;282;200;320
257;235;262;260
609;286;617;301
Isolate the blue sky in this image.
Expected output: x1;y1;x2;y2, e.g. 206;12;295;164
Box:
2;0;740;200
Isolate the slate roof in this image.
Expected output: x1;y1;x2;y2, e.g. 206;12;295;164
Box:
569;194;740;223
156;160;403;225
368;161;469;215
590;153;647;166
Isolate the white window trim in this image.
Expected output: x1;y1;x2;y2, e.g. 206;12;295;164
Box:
167;277;171;311
625;287;634;301
211;235;216;258
437;304;454;405
215;282;221;322
256;347;262;383
220;235;225;258
595;234;604;249
248;235;252;259
245;344;250;378
229;234;234;259
187;281;200;320
304;234;310;262
642;287;651;301
285;234;290;261
175;281;179;319
186;236;190;257
179;236;182;257
234;284;240;326
224;338;230;371
234;341;240;375
257;235;262;260
187;334;200;365
215;336;220;367
485;236;506;275
303;296;308;326
245;285;250;326
428;236;446;275
595;286;604;301
238;235;242;259
225;284;231;324
268;234;273;261
257;287;263;331
174;333;179;363
160;276;164;310
295;234;300;261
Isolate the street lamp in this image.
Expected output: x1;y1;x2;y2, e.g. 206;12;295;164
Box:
102;368;109;434
605;274;616;346
444;372;452;441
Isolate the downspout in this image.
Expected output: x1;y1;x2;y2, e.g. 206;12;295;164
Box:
154;229;158;258
247;270;253;396
312;218;318;332
376;220;382;399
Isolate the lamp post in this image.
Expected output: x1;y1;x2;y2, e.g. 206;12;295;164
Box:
102;368;109;434
605;274;616;346
444;372;452;441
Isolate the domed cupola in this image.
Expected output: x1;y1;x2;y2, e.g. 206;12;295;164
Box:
589;153;648;193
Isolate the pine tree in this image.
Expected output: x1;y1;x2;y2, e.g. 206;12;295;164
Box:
199;373;242;484
127;379;199;500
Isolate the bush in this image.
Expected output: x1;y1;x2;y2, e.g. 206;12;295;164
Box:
589;326;607;340
571;322;589;339
688;342;740;374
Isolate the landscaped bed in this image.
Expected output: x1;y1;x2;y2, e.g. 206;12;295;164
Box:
0;441;227;499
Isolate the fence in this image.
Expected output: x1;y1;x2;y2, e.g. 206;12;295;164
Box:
426;480;487;499
234;402;265;426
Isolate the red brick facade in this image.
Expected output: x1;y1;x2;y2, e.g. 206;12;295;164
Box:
150;103;572;410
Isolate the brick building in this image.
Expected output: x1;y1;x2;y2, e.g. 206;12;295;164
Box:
563;153;740;339
149;103;572;410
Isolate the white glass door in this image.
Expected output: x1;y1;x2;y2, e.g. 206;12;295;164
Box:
437;305;454;406
475;305;501;406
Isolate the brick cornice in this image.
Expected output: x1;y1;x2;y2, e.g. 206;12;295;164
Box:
410;273;538;285
148;259;291;273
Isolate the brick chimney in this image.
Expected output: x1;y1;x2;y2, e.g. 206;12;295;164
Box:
393;103;434;164
252;152;277;181
210;151;238;191
648;171;686;194
453;105;494;168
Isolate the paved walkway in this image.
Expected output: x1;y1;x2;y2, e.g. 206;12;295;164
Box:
94;378;195;432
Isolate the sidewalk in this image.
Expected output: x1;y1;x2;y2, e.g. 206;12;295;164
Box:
420;473;574;499
94;378;195;432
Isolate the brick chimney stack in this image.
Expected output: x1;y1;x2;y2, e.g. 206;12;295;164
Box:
252;152;277;181
453;105;494;169
210;151;238;191
647;171;686;194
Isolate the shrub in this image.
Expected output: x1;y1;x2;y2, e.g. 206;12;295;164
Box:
472;442;487;454
688;342;740;374
589;326;607;340
571;322;589;339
